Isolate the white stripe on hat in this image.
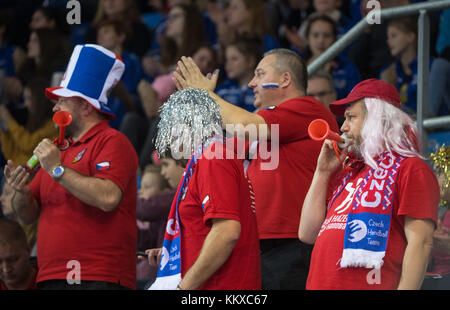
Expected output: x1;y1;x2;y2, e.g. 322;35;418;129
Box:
98;58;124;105
60;44;82;88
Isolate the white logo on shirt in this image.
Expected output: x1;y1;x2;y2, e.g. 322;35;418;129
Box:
334;178;363;214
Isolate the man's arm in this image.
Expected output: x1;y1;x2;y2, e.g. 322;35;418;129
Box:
397;216;435;290
34;139;123;213
56;167;123;212
299;140;345;244
178;218;241;290
298;169;331;244
4;161;40;225
11;187;40;225
207;91;270;139
174;57;270;140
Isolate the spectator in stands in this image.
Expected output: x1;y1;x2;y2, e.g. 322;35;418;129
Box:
278;0;314;49
168;0;218;45
307;70;336;111
300;78;439;290
174;49;338;289
225;0;280;53
4;44;138;290
310;0;352;36
147;88;260;290
0;10;26;81
0;10;26;129
28;6;72;70
285;0;351;53
380;16;433;117
348;0;394;80
436;9;450;57
3;29;68;105
140;0;167;36
307;70;344;127
122;44;217;170
216;36;262;112
0;182;37;257
304;14;361;99
191;45;218;83
136;164;173;289
85;0;152;57
142;3;206;79
29;6;71;37
422;145;450;290
96;19;144;129
0;218;37;290
429;47;450;117
0;77;58;166
29;7;58;30
429;9;450;117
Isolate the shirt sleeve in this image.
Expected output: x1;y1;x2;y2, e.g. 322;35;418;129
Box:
195;156;242;226
396;157;439;224
90;132;138;193
257;98;339;144
257;104;307;144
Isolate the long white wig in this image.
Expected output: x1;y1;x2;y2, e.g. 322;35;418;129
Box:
360;97;424;169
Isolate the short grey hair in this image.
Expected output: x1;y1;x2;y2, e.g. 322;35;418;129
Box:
264;48;308;92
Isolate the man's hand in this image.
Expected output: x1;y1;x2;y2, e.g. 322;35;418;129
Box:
4;160;30;194
173;56;219;92
316;140;347;175
33;138;61;174
146;248;162;267
4;160;40;225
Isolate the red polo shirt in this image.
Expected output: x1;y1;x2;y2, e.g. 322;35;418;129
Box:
179;140;261;289
30;120;138;289
248;97;339;239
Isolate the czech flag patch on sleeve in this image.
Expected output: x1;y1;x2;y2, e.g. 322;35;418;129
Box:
201;195;210;213
96;161;110;171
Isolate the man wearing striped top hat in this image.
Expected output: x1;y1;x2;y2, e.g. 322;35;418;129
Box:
4;44;138;290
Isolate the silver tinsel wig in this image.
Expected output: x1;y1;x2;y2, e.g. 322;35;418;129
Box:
155;88;223;159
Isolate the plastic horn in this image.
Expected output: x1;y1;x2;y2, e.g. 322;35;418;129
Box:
53;110;72;147
26;111;73;172
308;119;346;146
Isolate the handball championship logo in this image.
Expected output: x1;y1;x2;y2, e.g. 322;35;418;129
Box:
347;220;368;243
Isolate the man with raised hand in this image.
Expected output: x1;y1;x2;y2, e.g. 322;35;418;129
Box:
174;49;338;289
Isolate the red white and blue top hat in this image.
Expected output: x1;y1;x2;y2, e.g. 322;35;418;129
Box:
45;44;125;118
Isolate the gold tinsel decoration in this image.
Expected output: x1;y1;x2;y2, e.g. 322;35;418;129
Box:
430;145;450;207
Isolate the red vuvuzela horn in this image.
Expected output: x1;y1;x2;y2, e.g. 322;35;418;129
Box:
26;111;73;172
53;110;72;148
308;119;345;144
